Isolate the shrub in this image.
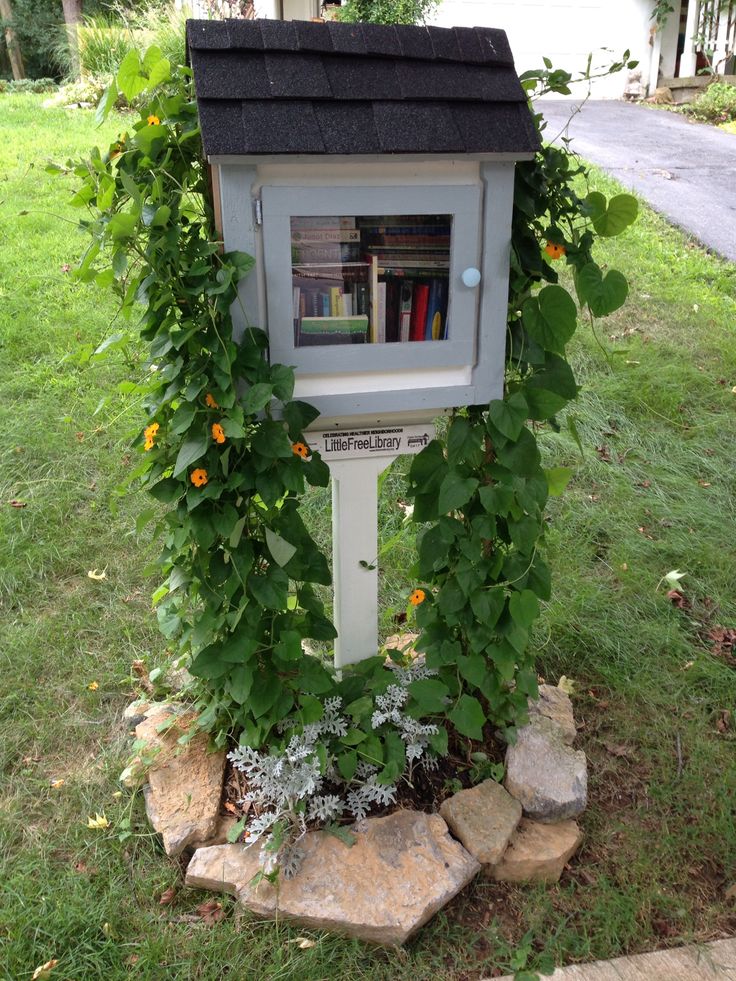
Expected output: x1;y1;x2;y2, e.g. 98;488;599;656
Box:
338;0;437;24
77;17;133;79
685;80;736;123
0;76;58;93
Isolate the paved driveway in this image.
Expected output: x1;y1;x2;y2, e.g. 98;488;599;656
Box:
536;100;736;263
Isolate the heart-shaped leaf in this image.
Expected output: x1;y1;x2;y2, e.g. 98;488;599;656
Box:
522;285;577;354
577;262;628;316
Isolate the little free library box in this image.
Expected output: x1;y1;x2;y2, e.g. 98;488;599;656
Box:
188;18;540;428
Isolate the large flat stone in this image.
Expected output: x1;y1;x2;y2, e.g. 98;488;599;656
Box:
439;779;522;866
491;818;582;883
505;716;587;822
186;843;261;894
492;937;736;980
135;708;225;856
237;810;480;945
528;684;577;745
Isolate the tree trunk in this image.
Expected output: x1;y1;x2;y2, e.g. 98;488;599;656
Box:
0;0;25;81
61;0;83;79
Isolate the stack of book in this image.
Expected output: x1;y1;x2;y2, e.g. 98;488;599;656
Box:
290;214;451;347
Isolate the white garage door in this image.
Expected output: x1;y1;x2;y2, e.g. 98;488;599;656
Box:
430;0;652;98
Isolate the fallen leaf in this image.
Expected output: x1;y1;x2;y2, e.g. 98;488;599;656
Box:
61;263;71;273
681;661;694;671
698;480;712;488
557;676;576;695
596;445;612;463
667;589;689;609
621;563;628;571
87;680;99;691
223;801;238;815
290;937;316;949
159;887;177;906
125;955;140;966
604;740;634;758
663;569;687;589
87;812;110;830
716;710;732;734
87;569;107;581
725;884;736;902
638;480;651;488
32;961;58;980
102;922;114;938
196;899;225;925
75;431;85;442
112;790;122;798
50;778;65;789
8;499;27;508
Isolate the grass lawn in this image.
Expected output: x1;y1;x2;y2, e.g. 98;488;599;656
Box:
1;94;735;980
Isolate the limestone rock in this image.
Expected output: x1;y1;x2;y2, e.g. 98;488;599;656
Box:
491;818;583;883
186;843;260;894
505;716;587;822
190;813;239;850
528;684;577;745
135;707;225;856
238;810;480;945
439;779;521;865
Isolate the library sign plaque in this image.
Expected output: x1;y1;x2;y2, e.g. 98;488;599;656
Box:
312;424;436;462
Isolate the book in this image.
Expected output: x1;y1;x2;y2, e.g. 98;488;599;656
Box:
376;281;387;344
398;282;414;343
409;283;430;342
291;228;361;244
385;279;401;343
299;315;369;347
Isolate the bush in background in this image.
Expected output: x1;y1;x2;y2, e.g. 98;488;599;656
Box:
685;80;736;123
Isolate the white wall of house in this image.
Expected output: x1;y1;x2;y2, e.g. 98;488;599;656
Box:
430;0;656;98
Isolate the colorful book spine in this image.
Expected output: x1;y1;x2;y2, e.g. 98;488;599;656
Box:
399;282;414;343
409;283;430;342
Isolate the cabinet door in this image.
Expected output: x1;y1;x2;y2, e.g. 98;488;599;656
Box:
261;184;483;375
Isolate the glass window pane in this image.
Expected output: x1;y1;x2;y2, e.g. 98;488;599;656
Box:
291;214;451;347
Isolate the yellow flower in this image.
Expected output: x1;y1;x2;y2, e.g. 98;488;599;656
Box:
190;468;208;487
147;114;160;126
87;681;99;691
544;241;566;260
409;588;426;606
291;441;310;459
86;812;110;830
205;392;219;408
144;438;154;451
32;961;59;981
211;422;226;444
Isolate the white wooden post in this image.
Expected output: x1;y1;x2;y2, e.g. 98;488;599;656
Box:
681;0;701;76
330;455;398;668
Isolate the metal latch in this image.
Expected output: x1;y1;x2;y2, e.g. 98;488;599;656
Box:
253;197;262;226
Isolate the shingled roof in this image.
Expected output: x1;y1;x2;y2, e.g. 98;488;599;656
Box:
187;18;540;157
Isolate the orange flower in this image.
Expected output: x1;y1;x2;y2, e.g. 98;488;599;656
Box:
143;422;159;451
409;588;426;606
544;241;566;260
292;441;310;459
147;114;160;126
205;392;219;409
211;422;226;444
190;468;208;487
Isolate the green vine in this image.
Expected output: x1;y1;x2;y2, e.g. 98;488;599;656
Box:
55;44;638;779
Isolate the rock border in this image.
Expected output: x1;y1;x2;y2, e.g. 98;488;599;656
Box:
123;683;588;944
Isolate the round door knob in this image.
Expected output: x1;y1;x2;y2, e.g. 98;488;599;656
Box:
461;267;481;288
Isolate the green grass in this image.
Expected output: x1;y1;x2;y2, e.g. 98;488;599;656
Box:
2;94;736;980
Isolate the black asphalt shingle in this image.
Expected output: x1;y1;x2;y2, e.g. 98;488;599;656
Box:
188;17;539;157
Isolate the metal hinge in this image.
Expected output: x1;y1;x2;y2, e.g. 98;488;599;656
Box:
253;197;262;226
